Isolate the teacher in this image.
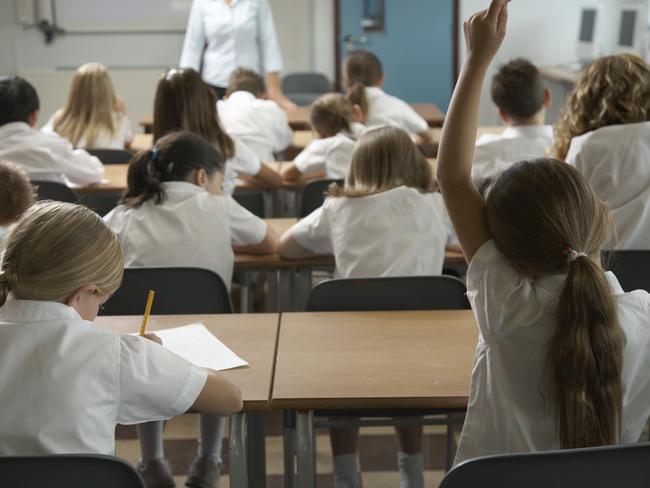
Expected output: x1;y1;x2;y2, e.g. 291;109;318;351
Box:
179;0;295;109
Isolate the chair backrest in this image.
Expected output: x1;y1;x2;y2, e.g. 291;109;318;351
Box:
602;250;650;292
299;179;342;217
439;442;650;488
233;189;266;218
306;275;470;312
86;148;134;164
103;267;232;315
281;72;330;95
32;180;79;203
0;454;145;488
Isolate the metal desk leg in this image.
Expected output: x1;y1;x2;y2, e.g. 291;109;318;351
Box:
239;271;253;313
246;411;267;486
283;410;296;488
294;266;312;311
296;410;316;488
267;270;279;312
278;268;294;312
263;190;274;217
229;412;248;488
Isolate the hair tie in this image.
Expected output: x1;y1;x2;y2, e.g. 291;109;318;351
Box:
564;245;588;263
150;148;158;162
0;268;17;289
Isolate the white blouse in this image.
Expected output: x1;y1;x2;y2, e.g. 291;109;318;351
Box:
43;110;134;150
222;136;263;195
0;299;206;455
180;0;284;88
293;133;356;180
364;87;428;134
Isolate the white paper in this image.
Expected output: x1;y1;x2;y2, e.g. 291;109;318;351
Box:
153;322;248;371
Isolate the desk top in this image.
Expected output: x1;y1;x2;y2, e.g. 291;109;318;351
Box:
95;313;280;411
272;310;476;410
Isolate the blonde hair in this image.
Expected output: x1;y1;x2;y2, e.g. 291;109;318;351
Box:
550;54;650;160
53;63;121;148
0;161;35;226
0;201;123;306
486;158;623;448
329;126;436;198
310;93;354;137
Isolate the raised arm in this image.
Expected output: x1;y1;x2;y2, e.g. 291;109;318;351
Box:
436;0;508;263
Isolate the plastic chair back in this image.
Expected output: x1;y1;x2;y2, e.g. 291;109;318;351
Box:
32;180;79;203
282;72;330;105
602;250;650;292
233;189;266;218
299;179;342;217
87;148;134;164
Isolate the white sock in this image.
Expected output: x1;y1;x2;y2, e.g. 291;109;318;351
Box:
398;452;424;488
197;414;225;464
137;421;165;466
333;453;362;488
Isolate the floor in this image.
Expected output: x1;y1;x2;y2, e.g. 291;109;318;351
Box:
115;411;451;487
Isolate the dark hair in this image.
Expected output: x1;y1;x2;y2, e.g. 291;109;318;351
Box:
122;131;226;208
0;161;36;225
226;68;266;97
153;68;234;159
491;58;546;120
343;50;383;116
0;76;40;126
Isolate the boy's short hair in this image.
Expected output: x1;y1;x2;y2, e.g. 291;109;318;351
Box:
226;68;266;97
491;58;545;120
0;76;40;126
0;161;36;225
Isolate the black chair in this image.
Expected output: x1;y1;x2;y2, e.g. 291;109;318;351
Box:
299;178;342;218
439;442;650;488
31;180;79;203
602;250;650;292
282;72;330;106
233;189;266;218
102;267;232;315
87;148;134;164
0;454;145;488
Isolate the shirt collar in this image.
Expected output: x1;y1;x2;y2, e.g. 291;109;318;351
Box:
0;299;82;323
364;86;384;98
227;91;257;104
0;121;34;136
502;125;553;139
160;181;208;195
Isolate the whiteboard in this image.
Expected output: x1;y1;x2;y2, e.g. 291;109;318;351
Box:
54;0;192;32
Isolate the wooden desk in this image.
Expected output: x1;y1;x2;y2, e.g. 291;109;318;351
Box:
131;133;153;151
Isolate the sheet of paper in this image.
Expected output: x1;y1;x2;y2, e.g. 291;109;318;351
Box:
153;322;248;371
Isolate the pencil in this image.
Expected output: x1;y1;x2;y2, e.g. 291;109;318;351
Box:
139;290;155;336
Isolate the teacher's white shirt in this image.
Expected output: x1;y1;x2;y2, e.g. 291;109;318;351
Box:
180;0;284;88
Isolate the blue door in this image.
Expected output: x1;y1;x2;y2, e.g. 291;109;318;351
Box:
338;0;454;111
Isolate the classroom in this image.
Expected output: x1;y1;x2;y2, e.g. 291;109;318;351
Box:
1;0;650;487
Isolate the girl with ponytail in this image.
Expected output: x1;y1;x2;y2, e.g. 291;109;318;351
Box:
438;0;650;464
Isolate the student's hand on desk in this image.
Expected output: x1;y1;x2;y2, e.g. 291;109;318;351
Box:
143;333;162;346
464;0;509;66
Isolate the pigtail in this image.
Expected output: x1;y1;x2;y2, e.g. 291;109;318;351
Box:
347;82;369;118
121;149;165;208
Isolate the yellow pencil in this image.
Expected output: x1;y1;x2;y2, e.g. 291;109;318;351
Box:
139;290;155;336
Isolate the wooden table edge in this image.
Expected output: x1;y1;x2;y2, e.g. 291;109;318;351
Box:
269;396;469;411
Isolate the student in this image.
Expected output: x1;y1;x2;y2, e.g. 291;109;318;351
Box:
0;162;35;251
0;200;242;458
343;49;431;143
104;131;276;487
43;63;133;150
472;57;553;189
0;76;104;186
153;67;282;194
281;93;364;183
550;54;650;249
437;0;650;464
217;68;292;162
278;126;453;488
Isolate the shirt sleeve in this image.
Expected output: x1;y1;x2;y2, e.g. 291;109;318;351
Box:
398;100;428;134
46;132;105;186
257;0;283;73
230;137;263;177
116;334;207;424
288;205;335;255
268;103;293;151
294;139;329;174
179;0;206;71
225;195;267;246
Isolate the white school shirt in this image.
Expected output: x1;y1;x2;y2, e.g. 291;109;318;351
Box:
566;121;650;250
455;239;650;464
222;136;263;194
293;132;356;179
288;186;451;278
0;299;207;456
180;0;283;88
364;86;428;134
471;125;554;188
217;91;292;161
0;122;104;186
0;224;12;253
43;110;134;150
103;181;267;288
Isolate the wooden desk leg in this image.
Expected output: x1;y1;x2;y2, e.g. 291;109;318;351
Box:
296;410;316;488
283;410;296;488
245;411;267;486
229;412;248;488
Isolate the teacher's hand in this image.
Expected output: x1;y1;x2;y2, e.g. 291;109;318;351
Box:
265;72;297;110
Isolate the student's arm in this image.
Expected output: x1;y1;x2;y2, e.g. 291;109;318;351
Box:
226;196;278;254
436;0;508;263
190;371;243;415
46;131;104;186
251;162;283;189
232;225;278;254
281;163;303;182
276;233;318;259
276;207;333;259
179;0;206;71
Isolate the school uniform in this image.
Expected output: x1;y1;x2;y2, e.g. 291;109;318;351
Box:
104;181;267;287
566;121;650;250
293;133;356;179
0;224;13;253
471;125;554;188
287;186;451;278
222;137;263;195
217;91;292;162
0;122;104;186
364;86;428;134
455;239;650;464
43;110;134;149
0;299;207;455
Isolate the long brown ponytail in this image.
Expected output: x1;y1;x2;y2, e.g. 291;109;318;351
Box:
343;50;383;117
485;158;624;448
